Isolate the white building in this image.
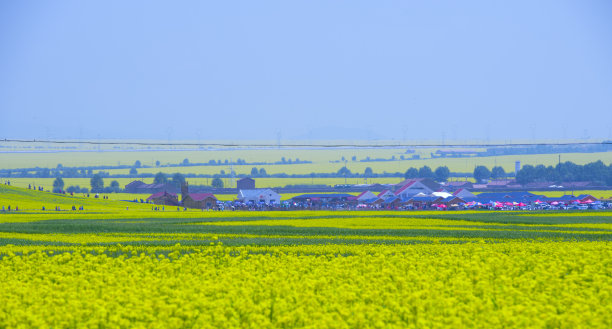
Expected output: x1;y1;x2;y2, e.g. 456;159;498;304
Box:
237;189;281;205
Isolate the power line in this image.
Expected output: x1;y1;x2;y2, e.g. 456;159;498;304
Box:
0;138;611;148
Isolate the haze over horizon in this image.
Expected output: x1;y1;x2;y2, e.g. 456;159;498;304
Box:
1;1;611;141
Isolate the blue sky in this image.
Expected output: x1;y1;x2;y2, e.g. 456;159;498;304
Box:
1;1;611;141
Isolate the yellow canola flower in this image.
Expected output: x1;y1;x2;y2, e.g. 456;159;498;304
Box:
0;241;610;328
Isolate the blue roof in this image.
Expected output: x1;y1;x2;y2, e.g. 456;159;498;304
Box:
382;196;399;204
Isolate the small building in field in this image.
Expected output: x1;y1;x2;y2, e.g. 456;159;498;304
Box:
394;179;440;199
183;193;217;209
404;195;442;208
147;191;179;206
438;196;465;207
237;177;255;190
576;194;597;203
453;188;477;200
382;196;402;209
377;190;395;200
444;181;474;190
356;191;377;201
238;189;281;205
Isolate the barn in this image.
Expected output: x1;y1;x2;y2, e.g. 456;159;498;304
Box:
237;177;255;190
182;193;218;209
146;191;179;206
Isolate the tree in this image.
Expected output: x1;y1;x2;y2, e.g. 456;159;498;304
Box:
90;174;104;192
404;168;418;179
134;160;142;168
52;177;64;193
364;167;373;177
211;177;224;188
351;156;357;161
129;168;138;175
153;172;168;184
251;167;259;176
516;165;536;185
183;158;189;165
434;166;450;182
171;173;186;188
337;166;351;176
491;166;506;180
259;168;267;176
418;166;434;178
110;180;120;192
155;160;161;167
473;166;491;183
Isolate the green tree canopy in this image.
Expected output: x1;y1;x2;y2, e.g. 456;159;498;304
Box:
90;174;104;192
418;166;434;178
473;166;491;183
53;177;64;193
491;166;506;180
434;166;450;182
153;172;168;184
211;177;224;188
171;173;186;187
404;168;418;179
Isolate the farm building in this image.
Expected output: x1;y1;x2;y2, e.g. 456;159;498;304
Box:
381;196;402;209
377;190;395;200
444;181;474;190
180;182;217;209
394;178;441;193
404;195;442;208
356;191;377;201
237;189;281;205
438;196;466;207
182;193;217;209
146;191;179;206
237;177;255;190
453;188;477;200
394;179;441;199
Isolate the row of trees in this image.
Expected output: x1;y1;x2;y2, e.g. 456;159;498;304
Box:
516;161;612;185
51;174;121;193
47;160;612;192
153;172;224;188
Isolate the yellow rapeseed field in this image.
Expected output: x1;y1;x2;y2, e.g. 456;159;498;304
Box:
0;242;610;328
1;185;611;327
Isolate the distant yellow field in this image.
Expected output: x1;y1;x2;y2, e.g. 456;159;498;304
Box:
1;148;609;175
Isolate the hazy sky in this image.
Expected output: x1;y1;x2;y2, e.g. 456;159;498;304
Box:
1;1;611;141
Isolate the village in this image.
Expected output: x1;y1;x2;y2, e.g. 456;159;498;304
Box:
140;177;610;211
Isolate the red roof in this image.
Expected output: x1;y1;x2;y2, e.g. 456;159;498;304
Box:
187;193;217;201
356;191;368;198
377;190;390;197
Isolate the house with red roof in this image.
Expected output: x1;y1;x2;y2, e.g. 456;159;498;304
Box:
377;190;395;200
356;191;377;201
394;179;438;199
183;193;217;209
146;191;179;206
394;178;441;193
